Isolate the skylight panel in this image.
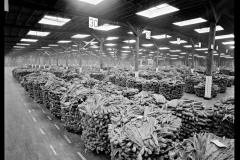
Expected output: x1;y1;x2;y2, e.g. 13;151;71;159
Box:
151;34;171;39
94;24;120;31
141;44;153;47
16;43;30;45
41;47;50;48
14;46;25;48
225;57;233;58
222;41;234;45
121;50;131;53
136;3;179;18
170;58;178;59
122;46;130;49
170;55;179;57
194;26;224;33
195;48;208;51
123;40;136;43
105;43;117;46
169;40;187;44
38;15;71;26
169;50;181;52
106;37;119;40
215;34;234;40
159;47;170;50
72;45;78;47
183;45;192;48
173;18;207;26
20;38;38;42
90;45;99;48
27;31;50;37
71;34;90;38
57;40;71;43
78;0;104;5
48;44;59;46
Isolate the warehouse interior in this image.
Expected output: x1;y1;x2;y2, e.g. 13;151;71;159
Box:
4;0;234;160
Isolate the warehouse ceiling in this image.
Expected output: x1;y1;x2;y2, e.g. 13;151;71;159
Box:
4;0;234;60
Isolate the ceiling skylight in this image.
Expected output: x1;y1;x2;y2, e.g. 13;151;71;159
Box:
78;0;104;5
57;40;71;43
141;44;153;47
159;47;170;50
14;46;25;48
169;40;187;44
90;45;99;48
48;44;59;46
222;41;234;45
215;34;234;40
173;17;207;26
170;55;179;57
94;24;120;31
195;48;208;51
183;44;200;48
136;3;179;18
20;38;38;42
106;37;119;40
122;46;130;49
83;41;98;45
71;34;90;38
41;47;50;48
27;31;50;37
121;50;131;53
123;40;136;43
38;15;71;26
105;43;117;46
151;34;171;39
170;58;178;60
194;26;224;33
16;43;30;46
170;50;181;52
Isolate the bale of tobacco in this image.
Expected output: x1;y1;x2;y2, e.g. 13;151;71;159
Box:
122;88;139;99
60;83;96;133
208;96;234;139
108;74;117;84
184;74;202;94
80;76;99;88
114;75;128;87
142;79;160;93
90;72;106;81
194;82;219;98
169;132;234;160
158;78;185;100
41;76;66;109
78;94;134;154
12;67;36;82
212;74;228;93
108;105;182;160
226;76;234;87
61;72;80;81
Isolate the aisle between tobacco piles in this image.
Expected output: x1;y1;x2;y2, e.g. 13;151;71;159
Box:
4;67;110;160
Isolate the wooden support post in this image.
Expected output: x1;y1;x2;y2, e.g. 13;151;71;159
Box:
153;41;160;72
190;37;195;73
130;47;135;70
218;50;221;69
186;53;189;67
78;42;83;72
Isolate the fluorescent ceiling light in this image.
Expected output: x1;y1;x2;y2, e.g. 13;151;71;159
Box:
90;45;99;48
48;44;59;46
215;34;234;40
230;46;235;49
12;49;21;50
220;53;225;55
151;34;171;39
78;0;104;5
27;31;50;37
57;40;71;43
21;38;38;42
136;3;179;18
105;43;117;46
109;52;114;53
139;53;143;55
204;51;208;53
173;17;207;26
106;48;112;50
36;49;44;50
183;45;192;48
128;32;133;34
71;49;78;51
170;50;181;52
41;47;50;48
16;43;30;46
149;54;153;56
83;41;98;45
169;40;187;44
122;46;130;49
141;44;153;47
214;53;218;55
13;46;25;48
71;34;90;38
225;57;233;58
222;41;234;45
170;55;179;57
123;40;136;43
170;58;178;59
72;45;77;47
179;56;184;58
94;24;120;31
195;25;224;33
106;37;119;40
121;50;131;52
180;52;186;55
39;15;71;26
195;48;208;51
159;47;170;50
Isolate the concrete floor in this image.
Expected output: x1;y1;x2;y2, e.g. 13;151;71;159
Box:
5;67;110;160
182;86;234;107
